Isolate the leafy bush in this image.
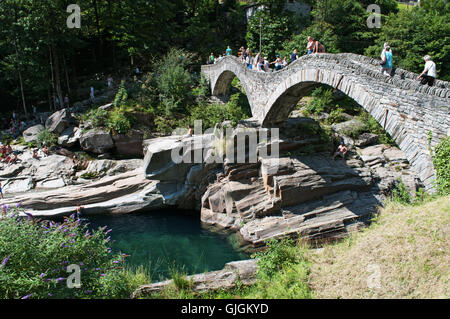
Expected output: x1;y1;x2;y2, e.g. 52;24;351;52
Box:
392;179;412;204
108;108;135;135
304;87;334;115
432;136;450;195
0;207;149;299
85;108;109;128
154;48;195;115
36;129;58;147
114;80;128;107
326;107;345;125
252;238;299;279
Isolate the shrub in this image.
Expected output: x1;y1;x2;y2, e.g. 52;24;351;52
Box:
0;207;148;299
392;179;412;204
114;81;128;107
432;136;450;195
85;108;109;128
252;238;299;279
305;87;334;115
326;107;345;125
36;129;58;147
108;108;135;135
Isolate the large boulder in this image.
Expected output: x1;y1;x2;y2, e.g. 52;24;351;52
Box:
23;124;45;143
58;126;82;148
45;109;76;135
79;129;114;154
112;130;144;157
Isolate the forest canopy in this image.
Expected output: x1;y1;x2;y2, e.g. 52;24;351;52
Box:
0;0;448;114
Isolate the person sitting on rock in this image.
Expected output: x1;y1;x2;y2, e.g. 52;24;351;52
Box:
42;145;49;157
332;142;348;164
32;148;39;159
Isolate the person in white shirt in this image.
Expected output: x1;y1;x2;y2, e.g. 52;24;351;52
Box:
417;55;436;86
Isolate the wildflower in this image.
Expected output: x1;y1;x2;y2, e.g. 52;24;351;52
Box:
39;273;46;278
48;293;53;297
21;294;32;299
1;256;10;268
25;212;33;219
16;203;21;208
55;277;65;283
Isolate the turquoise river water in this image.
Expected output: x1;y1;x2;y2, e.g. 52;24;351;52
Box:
86;210;249;281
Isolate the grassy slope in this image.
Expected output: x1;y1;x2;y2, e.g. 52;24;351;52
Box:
308;196;450;299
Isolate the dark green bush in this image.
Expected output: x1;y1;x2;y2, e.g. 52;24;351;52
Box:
0;207;148;299
36;129;58;147
432;136;450;195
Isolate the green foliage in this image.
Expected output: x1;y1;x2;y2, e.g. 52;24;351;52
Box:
0;207;148;299
432;137;450;195
358;111;396;145
108;108;135;135
246;8;301;59
304;87;334;115
114;81;128;107
84;108;110;128
154;48;195;115
83;106;135;135
325;108;345;125
365;3;450;80
252;238;299;279
36;129;58;147
392;179;412;204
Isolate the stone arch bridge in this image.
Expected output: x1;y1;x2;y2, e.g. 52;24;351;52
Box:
201;53;450;191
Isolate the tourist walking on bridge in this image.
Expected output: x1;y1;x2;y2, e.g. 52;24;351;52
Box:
417;55;436;86
380;43;393;76
226;46;232;56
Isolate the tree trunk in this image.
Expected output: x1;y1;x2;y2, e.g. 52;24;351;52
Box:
63;52;71;95
52;43;64;111
13;39;27;116
49;45;56;111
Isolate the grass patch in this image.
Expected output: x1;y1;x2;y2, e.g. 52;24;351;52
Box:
307;196;450;298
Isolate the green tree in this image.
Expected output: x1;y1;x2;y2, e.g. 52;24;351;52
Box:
365;4;449;80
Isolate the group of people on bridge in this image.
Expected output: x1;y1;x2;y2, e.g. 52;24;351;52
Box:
207;38;438;87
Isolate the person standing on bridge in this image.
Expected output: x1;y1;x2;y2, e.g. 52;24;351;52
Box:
306;37;315;55
380;43;393;76
226;46;232;56
417;55;436;87
290;49;298;63
208;53;215;65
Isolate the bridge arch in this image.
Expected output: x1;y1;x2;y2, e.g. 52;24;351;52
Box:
201;54;450;191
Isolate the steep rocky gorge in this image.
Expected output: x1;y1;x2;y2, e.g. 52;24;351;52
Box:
1;109;421;250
